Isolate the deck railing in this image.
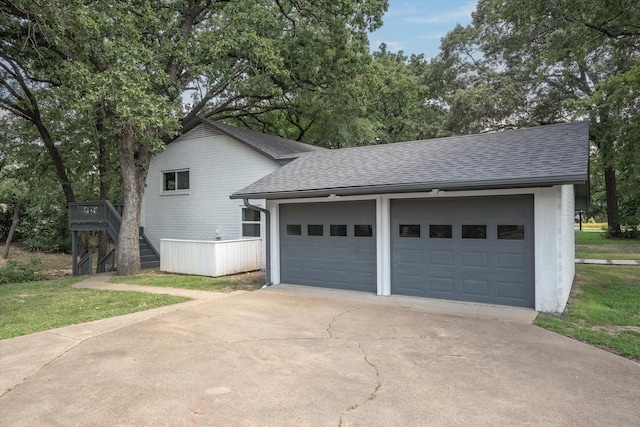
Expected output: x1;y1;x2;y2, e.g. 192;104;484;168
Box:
75;252;93;276
69;200;159;275
97;249;116;273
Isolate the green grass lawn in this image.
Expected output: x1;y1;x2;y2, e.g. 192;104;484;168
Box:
0;277;189;339
575;230;640;259
108;271;264;291
536;265;640;361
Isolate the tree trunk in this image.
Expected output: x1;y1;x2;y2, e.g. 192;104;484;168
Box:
2;201;21;259
96;107;110;269
116;131;151;276
604;165;621;237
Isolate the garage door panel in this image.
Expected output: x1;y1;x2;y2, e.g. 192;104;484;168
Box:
287;267;303;280
307;268;324;282
497;252;527;271
354;271;375;286
461;252;489;268
327;247;349;260
280;201;376;292
462;279;490;297
428;250;454;266
307;246;323;259
429;276;455;293
497;281;528;299
329;270;349;284
391;196;534;308
394;275;422;294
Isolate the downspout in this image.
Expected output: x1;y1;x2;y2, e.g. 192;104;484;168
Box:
243;199;272;287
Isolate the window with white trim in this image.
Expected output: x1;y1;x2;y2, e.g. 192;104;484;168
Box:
241;208;261;237
163;169;190;192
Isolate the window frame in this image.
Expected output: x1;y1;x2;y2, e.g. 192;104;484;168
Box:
162;169;190;194
241;207;261;238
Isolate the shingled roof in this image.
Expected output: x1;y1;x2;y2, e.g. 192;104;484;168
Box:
177;117;324;163
230;122;589;200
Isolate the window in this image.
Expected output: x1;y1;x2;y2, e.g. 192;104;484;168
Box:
308;224;323;236
399;224;420;238
163;169;190;191
429;224;452;238
498;225;525;240
462;225;486;239
286;224;302;236
354;224;373;237
330;225;347;236
241;208;260;237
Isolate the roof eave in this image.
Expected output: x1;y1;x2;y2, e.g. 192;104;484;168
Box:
230;175;588;200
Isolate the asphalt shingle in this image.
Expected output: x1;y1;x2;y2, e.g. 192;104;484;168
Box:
199;118;324;161
231;122;589;199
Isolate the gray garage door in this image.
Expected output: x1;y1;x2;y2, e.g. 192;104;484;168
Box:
280;201;376;292
391;196;534;307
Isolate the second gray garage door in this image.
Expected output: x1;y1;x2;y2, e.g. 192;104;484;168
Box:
391;196;534;308
280;201;377;292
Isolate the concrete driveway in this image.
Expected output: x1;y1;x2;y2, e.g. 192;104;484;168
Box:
1;282;639;426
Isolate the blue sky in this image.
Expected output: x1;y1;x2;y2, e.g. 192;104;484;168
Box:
369;0;478;59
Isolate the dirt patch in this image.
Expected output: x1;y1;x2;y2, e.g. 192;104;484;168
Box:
0;243;72;278
221;271;265;291
591;325;640;336
562;272;588;315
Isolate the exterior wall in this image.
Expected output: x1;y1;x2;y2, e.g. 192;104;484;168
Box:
534;185;576;312
559;185;576;309
268;186;576;312
142;123;278;267
160;238;261;277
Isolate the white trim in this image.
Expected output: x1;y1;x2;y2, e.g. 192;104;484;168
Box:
275;194;379;204
377;195;391;296
240;207;261;238
268;200;281;284
161;168;190;193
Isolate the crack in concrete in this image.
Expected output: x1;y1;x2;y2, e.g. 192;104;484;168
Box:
326;310;352;339
338;340;382;426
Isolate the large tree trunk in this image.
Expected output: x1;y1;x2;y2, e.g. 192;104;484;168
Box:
2;201;21;259
604;166;621;237
116;131;151;276
96;108;110;268
593;111;622;237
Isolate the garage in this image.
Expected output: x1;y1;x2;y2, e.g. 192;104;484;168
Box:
279;200;377;292
232;122;589;312
391;195;534;307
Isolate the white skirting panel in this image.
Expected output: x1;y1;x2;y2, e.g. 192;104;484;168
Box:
160;238;262;277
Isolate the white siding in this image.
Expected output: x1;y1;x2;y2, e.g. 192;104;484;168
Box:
160;238;261;277
534;185;576;313
143;123;279;268
558;185;576;310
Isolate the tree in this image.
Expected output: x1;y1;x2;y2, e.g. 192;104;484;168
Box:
470;0;640;235
1;0;388;274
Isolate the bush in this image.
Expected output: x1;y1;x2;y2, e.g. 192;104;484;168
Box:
0;258;43;284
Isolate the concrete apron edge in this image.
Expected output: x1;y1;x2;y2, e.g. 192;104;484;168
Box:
263;283;538;325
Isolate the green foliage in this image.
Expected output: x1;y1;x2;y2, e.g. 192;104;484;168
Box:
432;0;640;232
536;265;640;360
0;277;189;339
0;259;42;284
1;0;389;272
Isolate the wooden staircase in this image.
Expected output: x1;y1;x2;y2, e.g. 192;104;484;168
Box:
69;200;160;275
